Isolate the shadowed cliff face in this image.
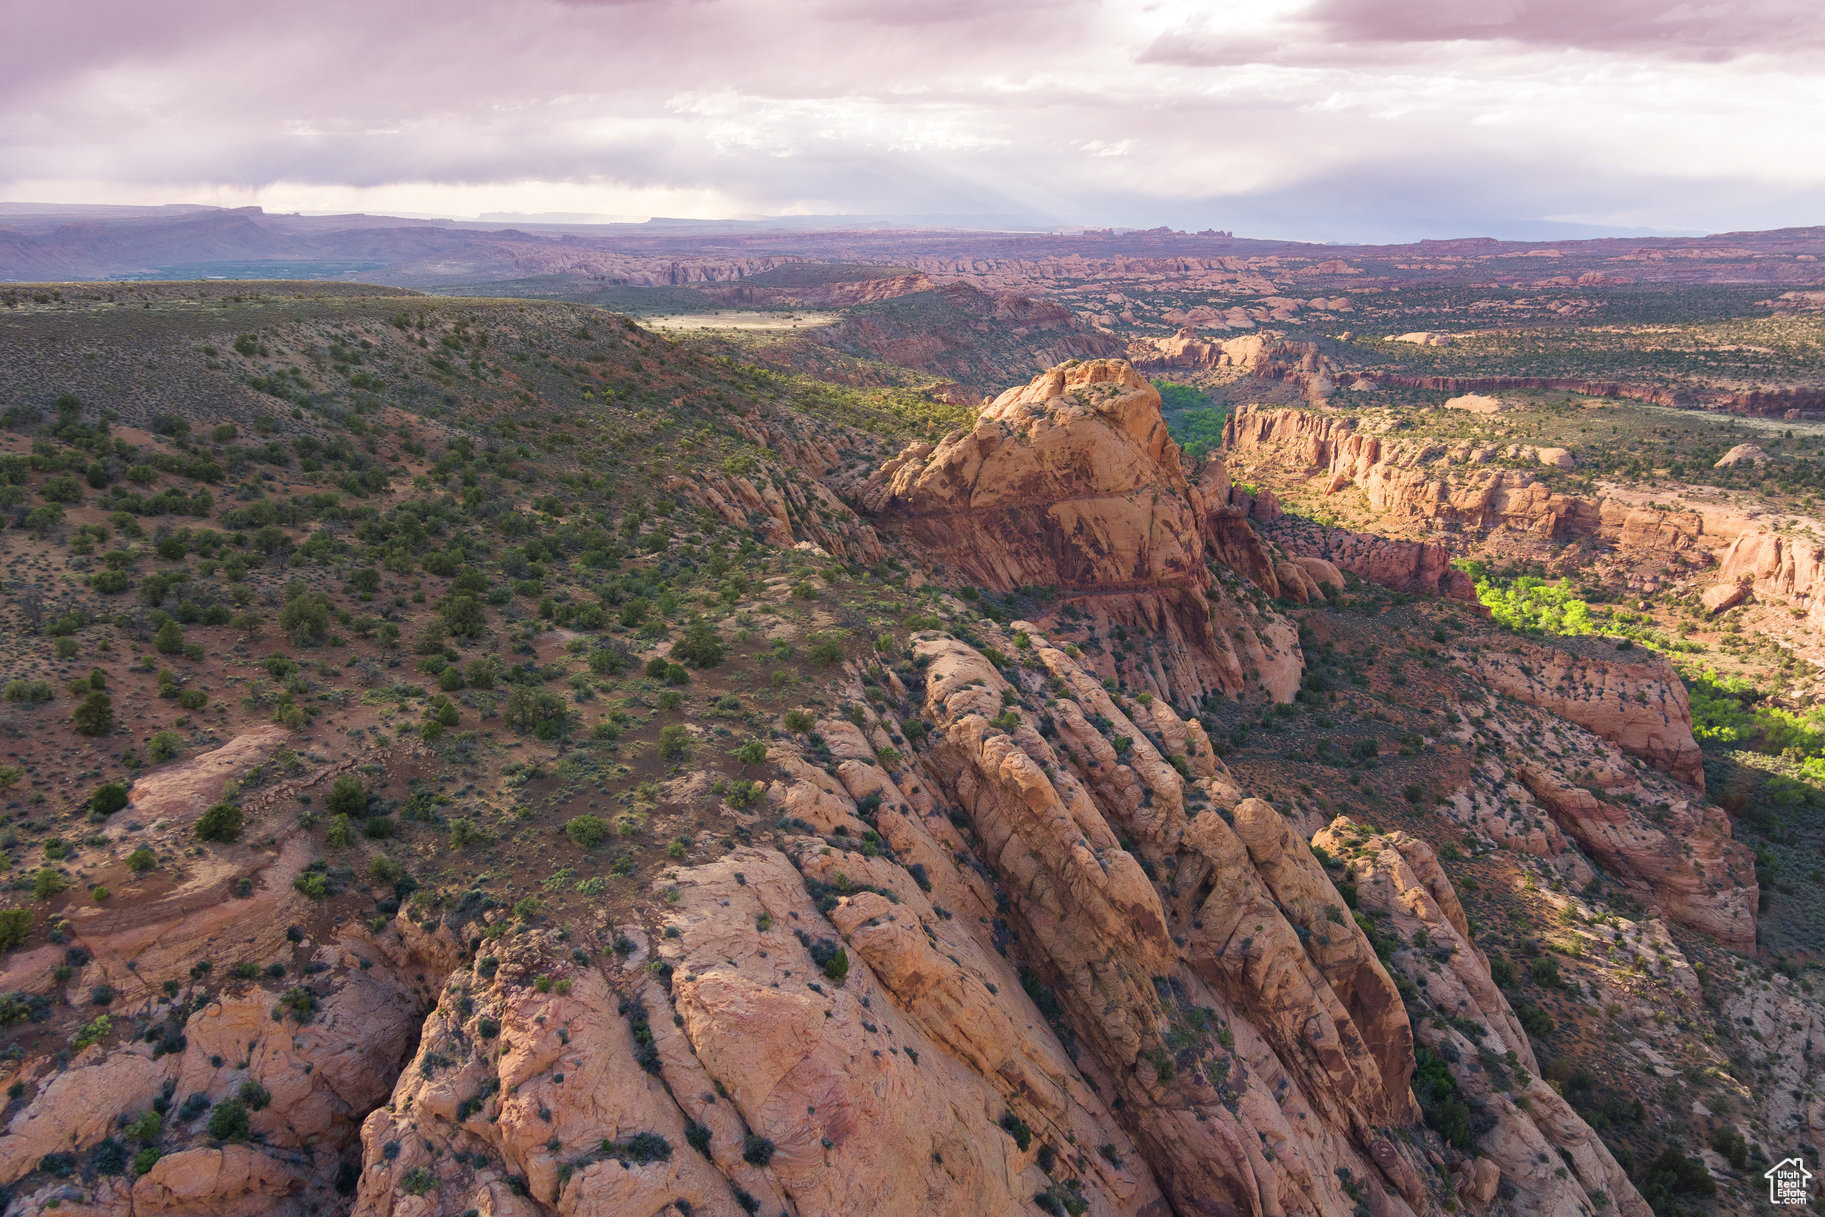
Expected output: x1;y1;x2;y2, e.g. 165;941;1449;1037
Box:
852;359;1302;705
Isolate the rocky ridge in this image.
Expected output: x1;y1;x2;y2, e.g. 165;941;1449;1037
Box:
341;627;1657;1217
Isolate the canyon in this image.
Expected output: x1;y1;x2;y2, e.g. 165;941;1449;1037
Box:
0;277;1805;1217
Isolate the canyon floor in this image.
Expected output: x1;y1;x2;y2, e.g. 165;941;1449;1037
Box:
0;273;1816;1217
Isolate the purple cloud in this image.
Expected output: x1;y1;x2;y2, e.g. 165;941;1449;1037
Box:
1309;0;1825;59
1146;0;1825;66
3;0;1824;240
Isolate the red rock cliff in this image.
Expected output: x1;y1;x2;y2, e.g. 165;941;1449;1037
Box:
854;359;1302;703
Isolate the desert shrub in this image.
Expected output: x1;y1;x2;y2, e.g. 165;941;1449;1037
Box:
91;783;130;815
1516;1003;1556;1038
566;815;611;848
602;1132;672;1165
1709;1125;1749;1171
73;692;114;736
326;775;368;817
1412;1045;1472;1151
449;819;489;849
147;731;182;763
658;725;691;761
72;1015;111;1049
280;590;332;645
670;620;726;668
206;1097;250;1142
1638;1146;1715;1215
195;803;243;843
279;985;318;1021
3;679;53;705
504;686;572;738
0;908;32;950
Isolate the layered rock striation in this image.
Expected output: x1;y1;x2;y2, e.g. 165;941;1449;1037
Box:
1469;639;1707;788
1224;404;1713;552
349;627;1656;1217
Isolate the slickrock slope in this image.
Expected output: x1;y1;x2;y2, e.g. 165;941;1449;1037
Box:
852;360;1301;703
675;413;888;563
1312;820;1651;1217
1514;764;1756;949
0;734;457;1213
1437;676;1758;948
343;627;1656;1217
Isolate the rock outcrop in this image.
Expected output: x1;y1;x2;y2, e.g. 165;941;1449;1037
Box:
0;734;456;1210
1514;765;1757;949
1267;519;1479;601
343;627;1669;1217
1224;405;1708;553
854;359;1301;702
1715;529;1825;626
1314;820;1653;1217
5;628;1678;1217
1714;443;1769;468
1469;639;1706;787
1124;333;1351;400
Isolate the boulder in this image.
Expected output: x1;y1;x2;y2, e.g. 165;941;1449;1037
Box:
1702;580;1750;613
1713;443;1769;467
1535;446;1575;468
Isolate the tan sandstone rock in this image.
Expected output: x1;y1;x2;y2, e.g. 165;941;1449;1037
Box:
1702;580;1750;613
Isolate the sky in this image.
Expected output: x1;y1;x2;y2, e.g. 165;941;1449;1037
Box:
5;0;1825;243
